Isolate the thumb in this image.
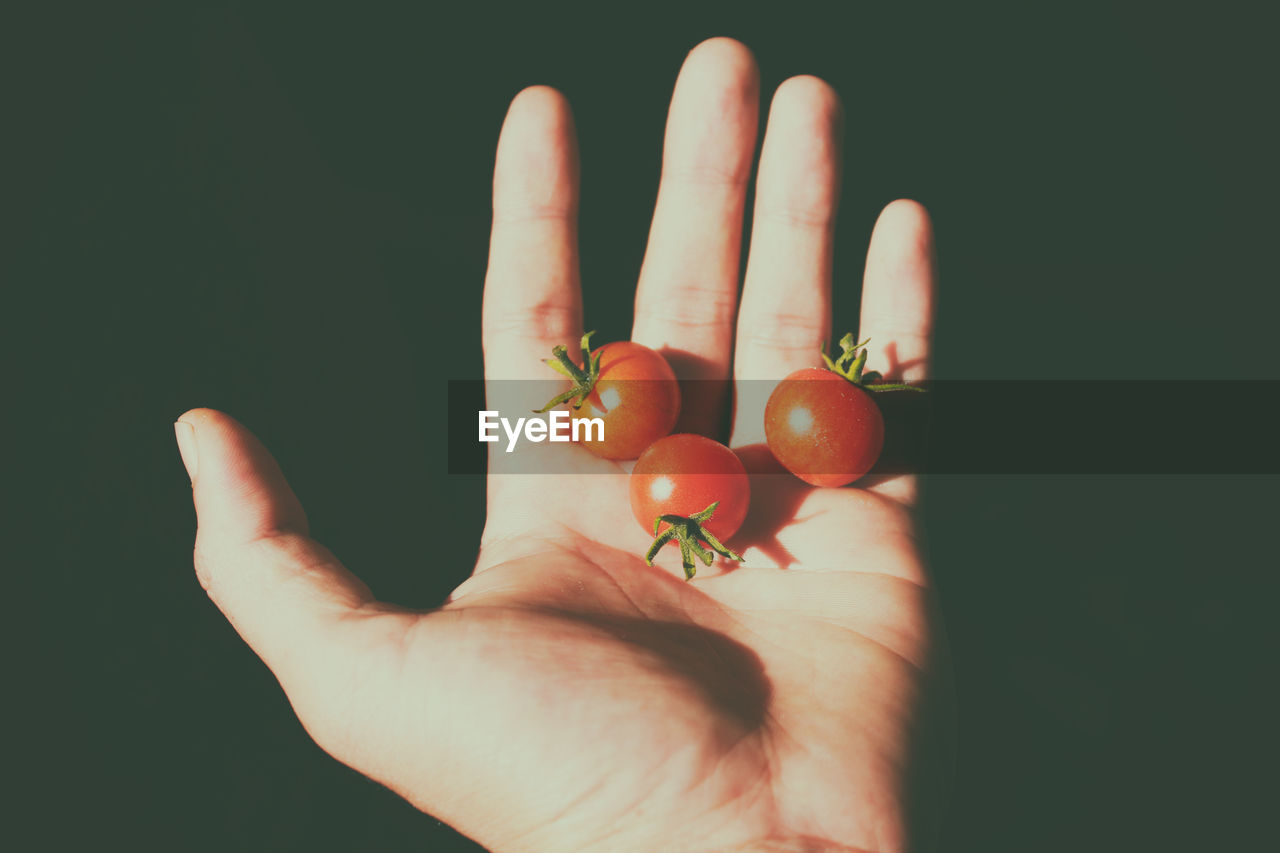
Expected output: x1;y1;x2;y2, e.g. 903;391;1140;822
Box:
175;407;309;549
174;408;384;714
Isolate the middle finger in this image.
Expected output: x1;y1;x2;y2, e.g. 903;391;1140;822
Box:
631;37;760;436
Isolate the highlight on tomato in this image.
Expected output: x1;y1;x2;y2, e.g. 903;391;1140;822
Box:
629;433;750;579
764;333;924;488
536;331;680;460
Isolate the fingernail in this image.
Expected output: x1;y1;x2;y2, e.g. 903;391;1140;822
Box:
174;420;199;480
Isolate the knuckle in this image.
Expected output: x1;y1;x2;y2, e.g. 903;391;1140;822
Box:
660;161;750;190
484;299;579;342
737;311;824;351
858;313;932;343
491;203;574;227
757;205;833;231
635;287;737;332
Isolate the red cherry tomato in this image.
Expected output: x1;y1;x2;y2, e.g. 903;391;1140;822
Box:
629;433;750;542
764;367;885;487
572;342;680;459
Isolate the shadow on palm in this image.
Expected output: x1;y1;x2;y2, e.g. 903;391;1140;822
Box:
419;430;932;852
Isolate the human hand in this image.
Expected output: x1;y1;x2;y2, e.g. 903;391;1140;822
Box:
176;38;948;852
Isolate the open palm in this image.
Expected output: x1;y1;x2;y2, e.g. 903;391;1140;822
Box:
176;39;949;853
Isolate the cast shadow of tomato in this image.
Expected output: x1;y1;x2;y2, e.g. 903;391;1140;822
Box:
724;443;828;571
877;341;928;384
653;347;732;441
860;373;932;489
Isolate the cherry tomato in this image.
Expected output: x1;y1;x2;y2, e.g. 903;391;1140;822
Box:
572;341;680;460
540;333;680;460
630;433;749;542
764;367;885;487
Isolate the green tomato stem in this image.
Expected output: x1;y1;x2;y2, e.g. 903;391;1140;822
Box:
820;333;926;393
644;501;744;579
534;330;602;413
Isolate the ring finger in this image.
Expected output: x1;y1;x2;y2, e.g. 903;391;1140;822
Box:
731;75;843;447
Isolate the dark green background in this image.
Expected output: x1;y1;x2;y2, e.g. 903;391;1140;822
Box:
12;2;1276;850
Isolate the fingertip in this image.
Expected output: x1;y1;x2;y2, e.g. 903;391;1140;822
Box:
176;407;246;438
175;408;241;483
771;74;842;121
504;84;576;136
501;85;576;149
181;408;309;544
876;199;934;243
507;83;570;113
755;75;843;217
176;406;214;424
682;36;759;87
174;420;198;481
494;85;579;222
869;198;937;286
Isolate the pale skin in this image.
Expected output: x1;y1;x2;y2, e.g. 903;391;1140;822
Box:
175;38;950;853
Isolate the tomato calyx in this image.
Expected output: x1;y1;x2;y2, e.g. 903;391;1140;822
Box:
534;330;604;413
820;333;926;393
645;501;744;580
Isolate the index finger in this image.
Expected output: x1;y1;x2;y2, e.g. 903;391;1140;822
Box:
482;86;582;381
